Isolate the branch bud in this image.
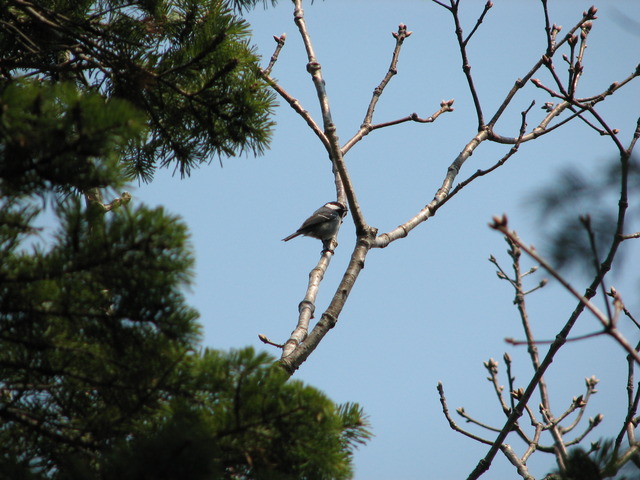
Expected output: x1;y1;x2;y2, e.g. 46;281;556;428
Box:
579;214;591;228
585;375;600;388
306;61;321;74
490;214;508;229
393;24;412;39
585;6;598;19
573;395;586;407
441;99;455;110
511;387;525;399
483;357;499;372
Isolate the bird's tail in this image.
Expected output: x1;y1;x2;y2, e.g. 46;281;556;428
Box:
282;231;302;242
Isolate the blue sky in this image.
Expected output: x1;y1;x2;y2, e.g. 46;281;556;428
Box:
136;1;640;478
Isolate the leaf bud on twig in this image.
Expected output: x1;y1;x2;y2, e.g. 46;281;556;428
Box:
483;357;499;372
490;214;508;229
584;6;598;19
572;395;586;407
440;99;455;110
591;413;603;426
511;387;525;399
585;375;599;389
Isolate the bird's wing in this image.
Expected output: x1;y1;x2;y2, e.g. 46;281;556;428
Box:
298;207;333;229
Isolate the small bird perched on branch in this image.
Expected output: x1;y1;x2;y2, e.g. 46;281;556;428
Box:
282;201;348;251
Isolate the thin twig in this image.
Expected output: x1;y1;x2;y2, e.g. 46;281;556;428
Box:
463;1;493;47
580;215;613;322
264;33;286;76
438;382;494;445
444;0;485;127
457;408;502;433
362;24;412;126
259;69;330;152
342;101;454;154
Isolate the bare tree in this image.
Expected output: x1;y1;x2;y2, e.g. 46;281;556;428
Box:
257;1;640;478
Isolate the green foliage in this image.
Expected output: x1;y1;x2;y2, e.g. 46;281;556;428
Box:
546;440;640;480
0;0;276;180
0;197;201;474
103;348;371;480
0;81;146;196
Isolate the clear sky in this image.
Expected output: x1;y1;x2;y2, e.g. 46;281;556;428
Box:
136;1;640;478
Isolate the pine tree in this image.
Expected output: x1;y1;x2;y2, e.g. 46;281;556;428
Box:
0;1;370;478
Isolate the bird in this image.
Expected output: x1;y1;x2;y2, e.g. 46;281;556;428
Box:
282;201;348;250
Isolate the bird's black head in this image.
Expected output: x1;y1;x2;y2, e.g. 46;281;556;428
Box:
325;201;348;218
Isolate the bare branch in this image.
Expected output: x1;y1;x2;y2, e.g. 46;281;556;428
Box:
438;382;494;445
281;233;377;373
456;407;501;433
257;333;284;349
500;444;536;480
463;1;493;47
258;70;330;152
580;215;613;322
484;358;511;417
343;101;454;155
362;24;413;127
491;219;640;365
264;33;286;76
447;1;485;127
281;252;337;358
